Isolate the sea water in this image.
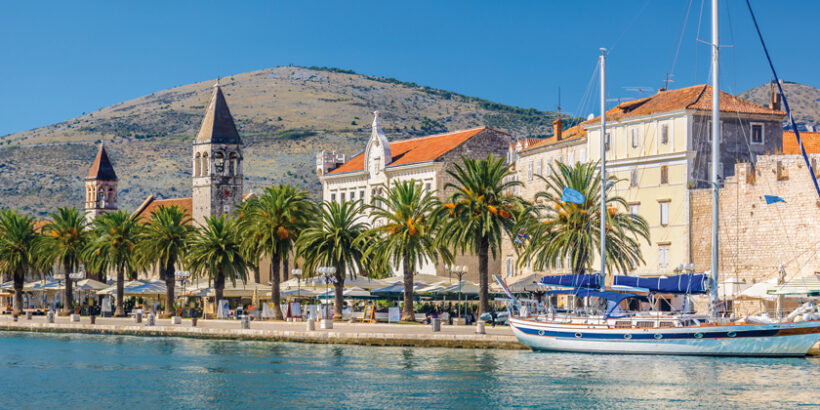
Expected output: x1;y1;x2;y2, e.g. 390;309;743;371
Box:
0;331;817;409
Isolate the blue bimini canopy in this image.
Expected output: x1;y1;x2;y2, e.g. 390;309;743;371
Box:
612;274;708;294
545;289;647;318
540;274;600;289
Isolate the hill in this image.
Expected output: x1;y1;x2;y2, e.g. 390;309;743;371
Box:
0;66;567;216
739;81;820;130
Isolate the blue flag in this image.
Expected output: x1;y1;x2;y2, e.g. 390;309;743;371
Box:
561;187;585;204
764;195;785;205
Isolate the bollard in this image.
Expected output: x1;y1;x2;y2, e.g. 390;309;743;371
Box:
191;317;198;327
241;315;250;329
475;321;486;334
90;315;96;324
47;310;55;323
306;318;315;331
70;314;81;322
172;316;182;325
146;312;155;326
431;318;441;332
12;314;18;322
26;311;32;320
135;312;142;324
320;319;333;329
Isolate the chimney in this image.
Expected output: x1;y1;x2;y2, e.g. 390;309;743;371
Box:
553;118;563;141
769;81;781;111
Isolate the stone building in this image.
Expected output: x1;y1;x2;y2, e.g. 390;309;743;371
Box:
691;153;820;287
84;143;118;223
316;111;512;281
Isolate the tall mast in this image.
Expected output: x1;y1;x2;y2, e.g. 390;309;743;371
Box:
709;0;720;318
599;48;607;293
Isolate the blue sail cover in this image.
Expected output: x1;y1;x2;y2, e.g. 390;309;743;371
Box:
612;274;708;294
539;274;600;289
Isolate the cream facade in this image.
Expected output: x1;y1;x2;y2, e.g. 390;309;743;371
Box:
317;112;512;281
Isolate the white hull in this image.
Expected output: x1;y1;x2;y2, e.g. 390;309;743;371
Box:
509;317;820;357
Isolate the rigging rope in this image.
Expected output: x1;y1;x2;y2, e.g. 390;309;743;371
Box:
744;0;820;201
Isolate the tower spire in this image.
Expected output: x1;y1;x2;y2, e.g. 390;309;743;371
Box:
195;83;242;144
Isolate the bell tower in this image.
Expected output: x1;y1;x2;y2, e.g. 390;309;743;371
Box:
192;81;244;225
85;143;118;222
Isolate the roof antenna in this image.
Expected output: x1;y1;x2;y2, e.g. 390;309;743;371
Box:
664;73;673;91
556;87;563;114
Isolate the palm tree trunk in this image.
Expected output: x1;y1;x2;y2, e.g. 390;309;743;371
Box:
282;255;289;282
215;269;225;306
12;269;24;316
61;260;73;316
333;261;345;320
163;259;176;318
114;266;125;317
270;252;283;320
478;235;490;315
401;255;415;321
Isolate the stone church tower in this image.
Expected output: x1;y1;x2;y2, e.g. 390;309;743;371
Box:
192;82;244;225
85;143;118;222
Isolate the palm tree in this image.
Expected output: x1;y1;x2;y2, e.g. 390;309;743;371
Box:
0;209;39;316
296;201;369;320
437;155;524;315
84;211;141;317
135;205;193;318
35;207;90;316
185;215;249;305
518;161;650;275
365;181;451;321
237;184;314;320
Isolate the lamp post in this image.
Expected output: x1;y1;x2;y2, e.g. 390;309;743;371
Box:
317;266;336;319
175;271;190;315
292;268;303;299
68;272;84;312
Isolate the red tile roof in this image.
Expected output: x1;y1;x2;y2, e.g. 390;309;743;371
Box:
521;124;587;153
133;196;193;222
783;131;820;154
582;85;784;126
328;127;498;174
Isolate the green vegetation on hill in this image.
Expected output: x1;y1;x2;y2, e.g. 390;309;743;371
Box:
739;82;820;128
0;66;571;216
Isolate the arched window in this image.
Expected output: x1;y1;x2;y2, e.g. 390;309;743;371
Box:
214;152;225;175
97;188;104;208
201;154;209;176
194;153;201;176
228;152;238;176
107;187;114;206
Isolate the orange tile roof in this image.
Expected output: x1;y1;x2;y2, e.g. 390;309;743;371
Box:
582;85;784;126
783;131;820;154
329;127;499;174
521;124;587;153
133;196;193;222
511;138;545;150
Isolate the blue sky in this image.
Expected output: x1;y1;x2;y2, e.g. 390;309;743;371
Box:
1;0;817;136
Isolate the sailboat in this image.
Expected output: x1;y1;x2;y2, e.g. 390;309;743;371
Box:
507;0;820;356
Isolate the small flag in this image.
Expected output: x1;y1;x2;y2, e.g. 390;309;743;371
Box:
561;187;585;204
514;232;528;244
764;195;785;205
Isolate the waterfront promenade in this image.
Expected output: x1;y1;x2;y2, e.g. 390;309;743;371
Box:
0;315;524;350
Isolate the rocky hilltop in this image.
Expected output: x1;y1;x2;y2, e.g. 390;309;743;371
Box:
0;66;567;216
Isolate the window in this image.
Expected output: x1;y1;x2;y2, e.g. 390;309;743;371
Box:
544;158;552;176
360;190;365;199
341;192;346;202
631;128;639;148
660;165;669;184
505;257;514;278
629;203;639;215
659;244;670;269
661;124;670;145
605;132;611;151
330;193;336;202
528;160;534;181
579;149;586;163
536;159;542;177
751;123;764;144
659;201;670;226
630;168;638;188
425;183;431;192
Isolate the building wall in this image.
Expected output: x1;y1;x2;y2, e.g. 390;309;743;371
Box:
691;154;820;285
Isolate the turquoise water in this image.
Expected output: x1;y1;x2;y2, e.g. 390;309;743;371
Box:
0;332;818;409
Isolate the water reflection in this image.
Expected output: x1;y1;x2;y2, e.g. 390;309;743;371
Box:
0;332;818;408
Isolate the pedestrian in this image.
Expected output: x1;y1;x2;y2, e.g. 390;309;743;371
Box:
490;306;497;327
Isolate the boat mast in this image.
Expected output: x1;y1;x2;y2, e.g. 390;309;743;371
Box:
709;0;720;318
599;48;607;293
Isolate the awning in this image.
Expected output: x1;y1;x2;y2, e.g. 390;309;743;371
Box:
769;274;820;296
612;273;708;294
